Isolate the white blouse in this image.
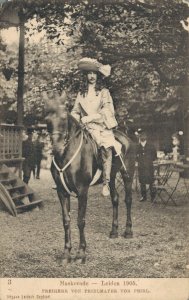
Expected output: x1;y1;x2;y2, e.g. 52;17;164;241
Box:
71;88;117;129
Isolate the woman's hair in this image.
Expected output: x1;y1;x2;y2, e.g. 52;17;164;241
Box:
79;71;107;97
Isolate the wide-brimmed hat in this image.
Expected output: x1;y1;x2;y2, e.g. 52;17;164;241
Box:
78;57;111;77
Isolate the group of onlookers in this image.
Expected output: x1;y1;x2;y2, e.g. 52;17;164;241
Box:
22;129;44;184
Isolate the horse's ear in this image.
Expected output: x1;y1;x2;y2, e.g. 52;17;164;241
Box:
42;91;49;103
42;91;51;112
44;98;57;114
59;90;67;105
65;101;69;110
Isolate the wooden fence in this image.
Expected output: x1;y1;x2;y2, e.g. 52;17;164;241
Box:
0;124;24;177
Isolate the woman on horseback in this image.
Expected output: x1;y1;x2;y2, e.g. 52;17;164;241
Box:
71;57;122;197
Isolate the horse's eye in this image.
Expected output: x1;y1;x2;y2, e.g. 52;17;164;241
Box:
47;123;53;134
45;117;53;134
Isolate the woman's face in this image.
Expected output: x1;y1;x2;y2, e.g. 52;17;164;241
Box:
32;131;38;141
87;71;97;84
22;131;28;141
172;136;180;146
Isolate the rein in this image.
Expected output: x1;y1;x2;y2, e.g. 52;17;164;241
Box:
52;130;84;196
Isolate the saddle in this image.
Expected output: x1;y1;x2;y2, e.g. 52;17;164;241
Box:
83;127;131;168
83;129;101;166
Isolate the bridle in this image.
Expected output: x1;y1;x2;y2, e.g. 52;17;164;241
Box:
51;114;84;196
52;130;84;197
51;130;69;149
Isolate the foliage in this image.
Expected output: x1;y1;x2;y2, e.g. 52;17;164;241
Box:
0;0;188;127
0;36;18;123
23;35;81;124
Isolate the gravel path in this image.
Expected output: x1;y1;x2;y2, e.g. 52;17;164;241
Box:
0;169;189;278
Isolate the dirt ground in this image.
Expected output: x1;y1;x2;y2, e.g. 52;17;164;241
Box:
0;169;189;278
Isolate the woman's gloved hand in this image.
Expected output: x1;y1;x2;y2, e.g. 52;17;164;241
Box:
81;113;101;124
81;116;91;124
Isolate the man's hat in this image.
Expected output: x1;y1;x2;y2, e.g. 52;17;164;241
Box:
135;128;147;138
135;128;146;136
77;57;111;77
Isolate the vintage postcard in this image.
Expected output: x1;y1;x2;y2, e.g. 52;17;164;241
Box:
0;0;189;299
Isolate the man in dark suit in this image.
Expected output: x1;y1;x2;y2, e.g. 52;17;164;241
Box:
136;129;157;202
34;132;44;179
22;129;36;184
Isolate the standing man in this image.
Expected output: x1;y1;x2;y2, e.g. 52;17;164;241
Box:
34;132;44;179
22;128;36;184
136;129;157;202
71;57;122;197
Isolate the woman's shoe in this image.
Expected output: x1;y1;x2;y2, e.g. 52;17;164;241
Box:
139;197;147;202
102;184;110;197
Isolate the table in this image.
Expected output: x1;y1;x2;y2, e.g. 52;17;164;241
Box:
154;160;189;205
171;162;189;201
116;160;189;205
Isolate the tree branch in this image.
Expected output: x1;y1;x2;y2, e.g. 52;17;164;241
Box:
149;60;188;86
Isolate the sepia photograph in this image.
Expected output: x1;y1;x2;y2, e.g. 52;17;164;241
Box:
0;0;189;299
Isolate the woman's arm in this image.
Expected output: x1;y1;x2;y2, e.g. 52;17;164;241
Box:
81;113;102;124
100;88;118;129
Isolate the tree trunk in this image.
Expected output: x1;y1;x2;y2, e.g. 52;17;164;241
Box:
17;12;25;125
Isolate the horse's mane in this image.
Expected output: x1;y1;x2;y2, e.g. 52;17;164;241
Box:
69;113;100;145
68;113;92;139
68;113;82;129
68;113;88;136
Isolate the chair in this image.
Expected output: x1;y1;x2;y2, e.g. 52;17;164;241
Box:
153;162;177;206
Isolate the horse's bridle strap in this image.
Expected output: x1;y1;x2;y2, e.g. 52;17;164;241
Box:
52;131;84;196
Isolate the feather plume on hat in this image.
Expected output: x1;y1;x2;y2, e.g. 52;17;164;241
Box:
78;57;111;77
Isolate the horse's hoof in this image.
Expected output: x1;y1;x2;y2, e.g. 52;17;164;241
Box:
122;231;133;239
58;257;72;266
109;231;118;239
74;255;86;264
75;251;86;264
57;253;72;266
62;258;71;265
76;257;86;264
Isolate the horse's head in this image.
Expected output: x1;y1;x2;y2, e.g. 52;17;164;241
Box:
44;91;69;155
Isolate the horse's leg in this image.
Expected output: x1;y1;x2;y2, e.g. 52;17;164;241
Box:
121;170;133;238
57;189;72;263
109;173;119;238
75;187;88;263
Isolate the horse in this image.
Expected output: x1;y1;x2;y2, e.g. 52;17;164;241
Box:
45;95;136;264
